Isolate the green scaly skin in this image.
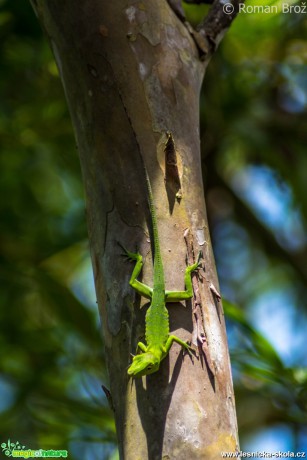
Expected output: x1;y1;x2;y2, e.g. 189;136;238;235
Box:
121;168;201;378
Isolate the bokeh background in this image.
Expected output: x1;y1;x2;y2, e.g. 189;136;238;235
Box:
0;1;306;459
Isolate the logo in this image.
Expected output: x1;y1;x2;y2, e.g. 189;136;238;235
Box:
1;440;68;458
1;440;26;457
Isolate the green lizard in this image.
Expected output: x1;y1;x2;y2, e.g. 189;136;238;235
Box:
120;164;201;378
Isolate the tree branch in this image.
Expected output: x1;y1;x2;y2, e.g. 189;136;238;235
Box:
197;0;244;54
167;0;244;60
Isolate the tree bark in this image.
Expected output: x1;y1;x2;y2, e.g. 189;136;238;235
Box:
30;1;241;458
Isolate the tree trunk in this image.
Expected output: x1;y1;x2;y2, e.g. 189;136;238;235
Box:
30;1;240;458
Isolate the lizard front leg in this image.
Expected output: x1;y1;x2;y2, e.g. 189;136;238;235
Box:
136;341;147;353
163;335;192;355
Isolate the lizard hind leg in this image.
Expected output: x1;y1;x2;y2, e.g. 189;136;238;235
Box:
165;251;202;302
117;241;141;262
118;242;153;300
187;250;203;273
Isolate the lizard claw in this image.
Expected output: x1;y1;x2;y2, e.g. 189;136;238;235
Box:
117;241;127;253
182;341;194;358
187;251;203;273
117;241;141;261
196;250;203;268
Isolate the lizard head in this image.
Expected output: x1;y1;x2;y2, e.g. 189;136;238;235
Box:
127;352;160;378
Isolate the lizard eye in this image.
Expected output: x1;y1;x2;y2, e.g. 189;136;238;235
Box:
147;365;152;370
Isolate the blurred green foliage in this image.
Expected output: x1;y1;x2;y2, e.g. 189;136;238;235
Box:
0;0;306;458
197;3;307;452
0;1;115;459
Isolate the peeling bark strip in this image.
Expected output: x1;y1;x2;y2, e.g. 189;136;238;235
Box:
30;0;242;459
184;229;216;377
